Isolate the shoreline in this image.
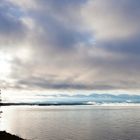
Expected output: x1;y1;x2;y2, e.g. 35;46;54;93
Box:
0;102;87;106
0;131;25;140
1;102;140;106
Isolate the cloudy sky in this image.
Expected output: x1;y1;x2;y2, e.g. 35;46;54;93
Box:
0;0;140;95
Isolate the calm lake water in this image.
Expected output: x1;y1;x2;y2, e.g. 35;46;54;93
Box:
1;105;140;140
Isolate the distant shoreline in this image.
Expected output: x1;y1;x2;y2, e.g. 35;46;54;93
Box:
1;102;140;106
0;102;87;106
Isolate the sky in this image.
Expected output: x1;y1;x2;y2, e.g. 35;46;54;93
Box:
0;0;140;95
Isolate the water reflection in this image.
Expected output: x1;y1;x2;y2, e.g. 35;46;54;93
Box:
1;105;140;140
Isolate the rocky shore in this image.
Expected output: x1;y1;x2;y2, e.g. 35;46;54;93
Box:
0;131;25;140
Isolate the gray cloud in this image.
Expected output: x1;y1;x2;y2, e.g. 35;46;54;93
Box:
0;0;28;48
0;0;140;93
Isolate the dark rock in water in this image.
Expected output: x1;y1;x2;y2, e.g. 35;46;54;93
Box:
0;131;25;140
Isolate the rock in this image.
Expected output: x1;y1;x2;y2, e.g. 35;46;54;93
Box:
0;131;25;140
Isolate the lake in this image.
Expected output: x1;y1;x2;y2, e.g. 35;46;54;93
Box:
1;105;140;140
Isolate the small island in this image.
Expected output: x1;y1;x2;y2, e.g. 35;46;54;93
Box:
0;131;25;140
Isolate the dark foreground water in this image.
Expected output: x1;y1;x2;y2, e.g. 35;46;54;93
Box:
1;105;140;140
